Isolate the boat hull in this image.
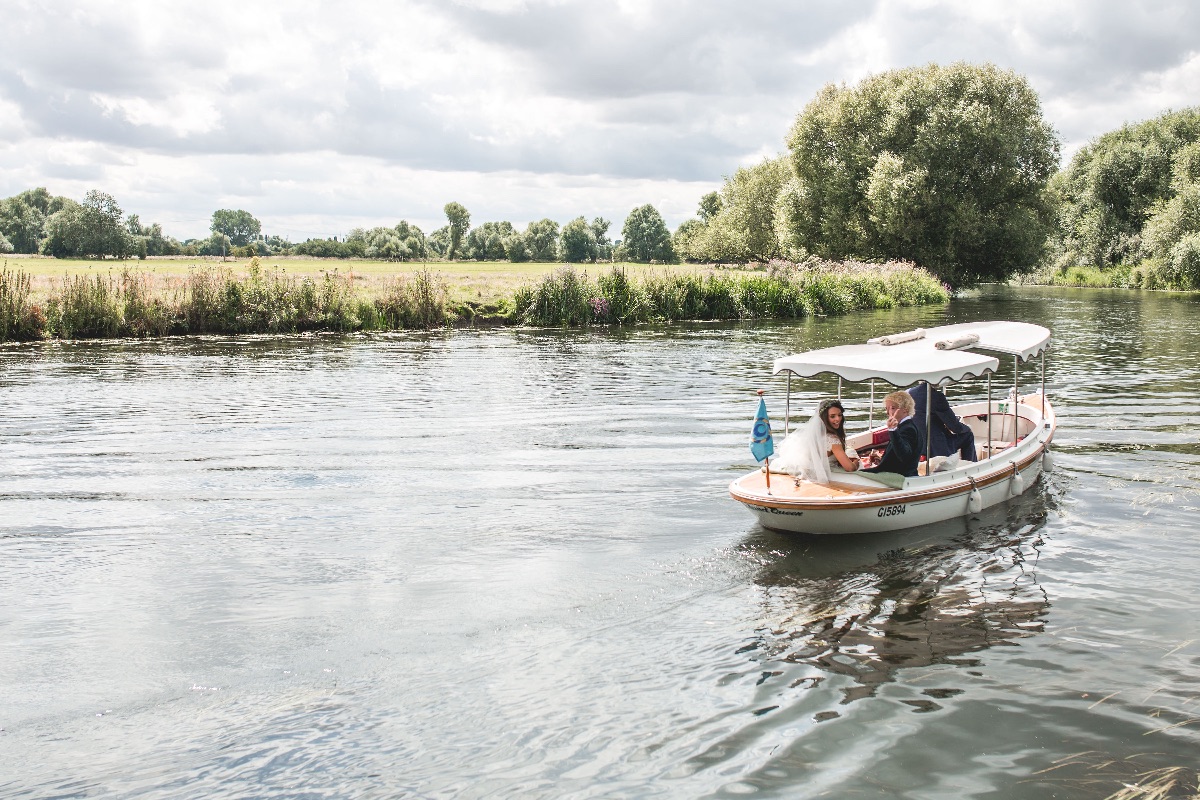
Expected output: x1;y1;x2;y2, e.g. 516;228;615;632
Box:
730;395;1055;535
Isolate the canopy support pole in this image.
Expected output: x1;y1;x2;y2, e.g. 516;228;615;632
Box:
869;380;875;429
924;380;932;471
1040;348;1047;417
785;373;792;436
1012;355;1019;447
838;377;842;400
987;373;993;460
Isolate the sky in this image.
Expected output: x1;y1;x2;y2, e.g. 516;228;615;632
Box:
2;0;1198;242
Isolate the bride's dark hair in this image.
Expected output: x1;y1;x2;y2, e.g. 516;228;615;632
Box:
818;399;846;447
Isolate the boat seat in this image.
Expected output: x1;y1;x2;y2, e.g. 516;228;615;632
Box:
978;440;1013;459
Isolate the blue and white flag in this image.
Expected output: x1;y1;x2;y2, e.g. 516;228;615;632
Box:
750;396;774;463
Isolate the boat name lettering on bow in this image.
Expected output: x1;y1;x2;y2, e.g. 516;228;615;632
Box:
877;504;907;518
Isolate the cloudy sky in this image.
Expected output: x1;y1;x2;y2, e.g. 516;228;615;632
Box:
2;0;1198;242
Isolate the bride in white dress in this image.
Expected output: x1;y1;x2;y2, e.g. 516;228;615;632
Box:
771;399;861;482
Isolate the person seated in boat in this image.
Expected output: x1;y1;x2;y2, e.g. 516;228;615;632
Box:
908;382;977;462
819;399;861;473
861;390;924;478
770;398;860;482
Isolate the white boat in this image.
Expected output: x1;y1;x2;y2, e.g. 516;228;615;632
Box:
729;321;1056;535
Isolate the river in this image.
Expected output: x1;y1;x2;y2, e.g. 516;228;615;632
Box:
3;286;1199;799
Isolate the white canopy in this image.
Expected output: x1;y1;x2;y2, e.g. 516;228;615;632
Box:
918;320;1051;361
772;321;1050;386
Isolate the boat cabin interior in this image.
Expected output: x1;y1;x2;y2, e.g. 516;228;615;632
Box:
842;393;1048;477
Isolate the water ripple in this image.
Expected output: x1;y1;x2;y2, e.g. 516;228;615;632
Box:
3;289;1200;798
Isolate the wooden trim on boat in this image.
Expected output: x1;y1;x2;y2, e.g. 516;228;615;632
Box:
730;445;1046;512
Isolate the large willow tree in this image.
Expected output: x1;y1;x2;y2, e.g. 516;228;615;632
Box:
780;63;1060;287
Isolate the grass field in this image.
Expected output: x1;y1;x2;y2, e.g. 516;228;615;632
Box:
0;254;728;305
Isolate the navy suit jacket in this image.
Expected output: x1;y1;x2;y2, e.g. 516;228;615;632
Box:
864;417;923;478
908;383;977;461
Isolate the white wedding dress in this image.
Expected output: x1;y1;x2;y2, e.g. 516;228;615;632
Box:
771;413;834;483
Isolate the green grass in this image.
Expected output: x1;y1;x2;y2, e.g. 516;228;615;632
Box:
1029;258;1200;291
504;259;947;326
0;257;948;341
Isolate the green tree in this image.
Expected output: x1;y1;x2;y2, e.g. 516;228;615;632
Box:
443;202;470;259
0;198;45;254
0;230;12;254
427;226;451;258
784;62;1060;286
672;218;704;261
1137;139;1200;289
199;233;234;257
125;213;181;257
144;222;182;256
621;204;674;262
503;233;530;262
1053;107;1200;270
40;191;133;258
524;218;560;261
560;216;598;262
465;221;515;260
0;187;69;254
347;221;427;261
210;209;262;247
393;220;427;258
698;191;722;223
590;217;613;260
22;187;68;216
684;157;791;263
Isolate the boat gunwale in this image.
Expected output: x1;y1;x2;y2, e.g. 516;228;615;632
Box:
729;447;1045;512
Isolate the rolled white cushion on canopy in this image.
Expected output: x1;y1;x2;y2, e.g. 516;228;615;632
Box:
868;328;925;346
935;333;981;350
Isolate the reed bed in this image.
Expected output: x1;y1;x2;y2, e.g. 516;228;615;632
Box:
513;258;948;326
0;257;947;341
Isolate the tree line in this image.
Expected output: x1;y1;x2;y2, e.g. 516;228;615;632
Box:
0;188;673;266
3;62;1198;290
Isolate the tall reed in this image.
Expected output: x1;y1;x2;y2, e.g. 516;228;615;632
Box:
0;267;46;341
508;260;947;326
0;258;948;341
54;273;124;338
376;268;449;329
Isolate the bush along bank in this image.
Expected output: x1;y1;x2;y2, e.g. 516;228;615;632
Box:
0;258;949;342
1031;257;1200;291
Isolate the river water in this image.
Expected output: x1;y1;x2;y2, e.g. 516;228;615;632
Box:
2;286;1199;799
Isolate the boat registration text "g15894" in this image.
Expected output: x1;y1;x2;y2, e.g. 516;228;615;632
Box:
878;504;907;518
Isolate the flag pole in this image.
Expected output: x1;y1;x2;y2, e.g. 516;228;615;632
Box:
758;389;771;495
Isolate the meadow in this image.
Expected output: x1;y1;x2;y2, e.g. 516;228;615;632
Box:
0;255;949;341
3;254;706;307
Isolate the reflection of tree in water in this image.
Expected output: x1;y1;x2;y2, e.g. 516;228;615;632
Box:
740;488;1056;706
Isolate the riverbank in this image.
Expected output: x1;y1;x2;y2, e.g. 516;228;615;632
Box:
1020;261;1200;291
0;258;948;341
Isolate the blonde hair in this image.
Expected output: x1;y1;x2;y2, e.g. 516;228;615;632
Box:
884;390;915;417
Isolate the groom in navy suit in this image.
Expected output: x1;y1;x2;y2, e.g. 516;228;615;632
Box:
863;390;924;477
908;382;977;461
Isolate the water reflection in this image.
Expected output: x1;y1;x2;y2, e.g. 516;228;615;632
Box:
738;479;1061;707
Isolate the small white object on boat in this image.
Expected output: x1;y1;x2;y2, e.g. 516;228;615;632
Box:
729;321;1055;535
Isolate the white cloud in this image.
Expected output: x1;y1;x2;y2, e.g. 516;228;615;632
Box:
1;0;1197;240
